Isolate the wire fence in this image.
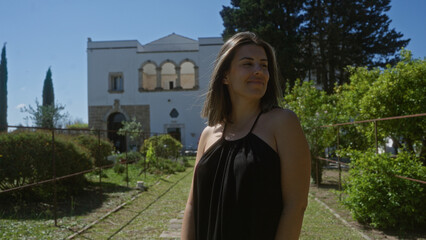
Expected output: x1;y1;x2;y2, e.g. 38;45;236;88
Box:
0;125;169;227
314;113;426;193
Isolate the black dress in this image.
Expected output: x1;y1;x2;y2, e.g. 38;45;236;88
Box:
193;112;283;240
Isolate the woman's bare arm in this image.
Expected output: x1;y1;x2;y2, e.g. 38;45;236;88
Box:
273;109;311;240
181;127;210;240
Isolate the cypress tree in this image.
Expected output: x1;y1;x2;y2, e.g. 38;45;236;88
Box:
0;43;7;131
41;68;55;128
42;67;54;107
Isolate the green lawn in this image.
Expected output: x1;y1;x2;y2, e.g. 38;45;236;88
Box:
301;195;365;239
1;160;371;239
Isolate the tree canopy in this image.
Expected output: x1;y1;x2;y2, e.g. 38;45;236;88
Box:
221;0;306;90
221;0;409;93
21;99;68;129
284;50;426;169
336;49;426;162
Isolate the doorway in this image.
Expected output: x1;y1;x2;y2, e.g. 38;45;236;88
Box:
167;127;181;142
107;112;127;153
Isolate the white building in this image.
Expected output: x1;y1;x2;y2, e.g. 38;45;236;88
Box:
87;33;223;152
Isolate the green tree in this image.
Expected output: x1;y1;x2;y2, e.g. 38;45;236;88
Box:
221;0;306;90
221;0;409;93
118;117;143;150
42;67;54;107
337;50;426;163
118;117;142;141
303;0;409;93
282;80;337;183
21;99;69;128
0;44;7;131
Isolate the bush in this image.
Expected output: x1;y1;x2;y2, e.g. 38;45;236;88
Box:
73;134;113;167
0;131;93;201
113;162;125;174
140;134;182;159
147;157;186;175
114;151;143;164
341;149;426;230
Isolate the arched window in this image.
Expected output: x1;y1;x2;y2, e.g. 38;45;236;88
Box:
161;62;177;90
180;61;196;89
141;63;157;90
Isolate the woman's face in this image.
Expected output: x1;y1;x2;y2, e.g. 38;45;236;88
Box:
224;44;269;102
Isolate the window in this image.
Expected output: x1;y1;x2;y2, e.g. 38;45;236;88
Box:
161;62;177;90
109;73;123;92
141;63;157;90
180;61;196;89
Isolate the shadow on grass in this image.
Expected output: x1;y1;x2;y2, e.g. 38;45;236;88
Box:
0;181;134;221
316;182;340;190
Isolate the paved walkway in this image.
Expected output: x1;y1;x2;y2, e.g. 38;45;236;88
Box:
159;210;184;239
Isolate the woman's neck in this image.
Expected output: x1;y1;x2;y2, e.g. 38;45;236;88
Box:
229;99;261;126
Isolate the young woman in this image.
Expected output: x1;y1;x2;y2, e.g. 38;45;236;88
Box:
181;32;311;240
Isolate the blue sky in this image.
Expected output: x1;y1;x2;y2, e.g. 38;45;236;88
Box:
1;0;425;127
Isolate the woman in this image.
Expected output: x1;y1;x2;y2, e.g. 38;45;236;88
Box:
181;32;311;240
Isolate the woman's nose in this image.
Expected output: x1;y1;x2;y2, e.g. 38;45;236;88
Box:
254;63;263;74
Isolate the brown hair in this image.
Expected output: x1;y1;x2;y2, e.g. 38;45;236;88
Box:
202;31;282;126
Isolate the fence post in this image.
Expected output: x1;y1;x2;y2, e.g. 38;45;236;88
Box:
337;126;342;200
144;133;147;179
51;128;58;227
98;130;102;196
374;120;378;154
316;156;319;187
125;131;129;188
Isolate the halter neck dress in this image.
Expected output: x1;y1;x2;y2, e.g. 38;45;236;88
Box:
193;112;283;240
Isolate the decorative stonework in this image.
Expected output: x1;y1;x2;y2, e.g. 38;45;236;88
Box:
89;104;150;133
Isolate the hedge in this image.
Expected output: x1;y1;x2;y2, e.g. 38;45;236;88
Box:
72;134;113;167
341;149;426;230
0;131;93;201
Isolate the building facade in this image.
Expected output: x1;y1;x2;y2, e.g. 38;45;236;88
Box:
87;33;223;152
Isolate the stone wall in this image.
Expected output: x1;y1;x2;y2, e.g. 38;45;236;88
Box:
88;105;150;133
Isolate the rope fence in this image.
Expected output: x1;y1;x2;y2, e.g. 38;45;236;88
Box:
315;112;426;192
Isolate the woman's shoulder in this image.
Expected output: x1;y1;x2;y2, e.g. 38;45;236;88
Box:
262;108;300;128
199;124;224;153
201;124;224;138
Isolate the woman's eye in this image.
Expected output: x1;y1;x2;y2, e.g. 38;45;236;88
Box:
243;62;252;66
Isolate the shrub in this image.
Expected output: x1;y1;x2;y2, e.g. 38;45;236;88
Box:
73;134;113;167
0;131;93;201
66;123;89;129
341;149;426;230
140;134;182;159
113;162;125;174
114;151;142;164
147;157;186;175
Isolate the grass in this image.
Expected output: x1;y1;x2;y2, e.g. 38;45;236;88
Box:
301;195;365;239
310;168;426;239
80;163;194;239
3;161;423;239
0;157;191;240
